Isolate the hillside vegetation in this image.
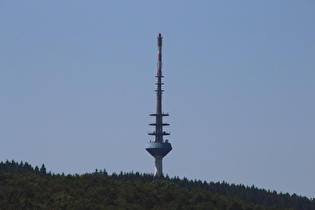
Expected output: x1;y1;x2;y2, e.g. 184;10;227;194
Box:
0;160;314;209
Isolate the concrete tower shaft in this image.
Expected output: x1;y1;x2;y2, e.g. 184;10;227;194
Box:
146;33;172;177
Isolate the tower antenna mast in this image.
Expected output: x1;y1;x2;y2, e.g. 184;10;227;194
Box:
146;33;172;177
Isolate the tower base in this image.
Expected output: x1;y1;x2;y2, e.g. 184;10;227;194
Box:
154;157;163;177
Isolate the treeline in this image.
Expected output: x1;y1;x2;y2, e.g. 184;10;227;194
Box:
0;160;314;209
0;160;49;175
97;170;315;210
0;173;283;209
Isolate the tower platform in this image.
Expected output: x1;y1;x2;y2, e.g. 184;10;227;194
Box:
146;141;172;157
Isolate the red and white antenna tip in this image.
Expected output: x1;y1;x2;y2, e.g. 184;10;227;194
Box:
157;33;162;46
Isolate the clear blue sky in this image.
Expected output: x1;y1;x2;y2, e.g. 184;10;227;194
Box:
1;1;314;198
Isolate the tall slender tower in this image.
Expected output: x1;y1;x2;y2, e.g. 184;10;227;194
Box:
146;33;172;177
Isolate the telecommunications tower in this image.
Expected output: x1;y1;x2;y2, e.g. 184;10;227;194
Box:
146;33;172;177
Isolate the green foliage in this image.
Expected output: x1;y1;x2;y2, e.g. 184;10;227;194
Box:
0;160;49;175
0;173;270;210
0;160;314;209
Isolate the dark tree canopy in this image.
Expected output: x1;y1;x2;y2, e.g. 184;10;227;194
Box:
0;160;314;209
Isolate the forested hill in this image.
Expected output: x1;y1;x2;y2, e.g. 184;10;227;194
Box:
0;160;314;209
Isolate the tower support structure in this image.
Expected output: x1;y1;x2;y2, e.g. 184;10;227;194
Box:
146;33;172;177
